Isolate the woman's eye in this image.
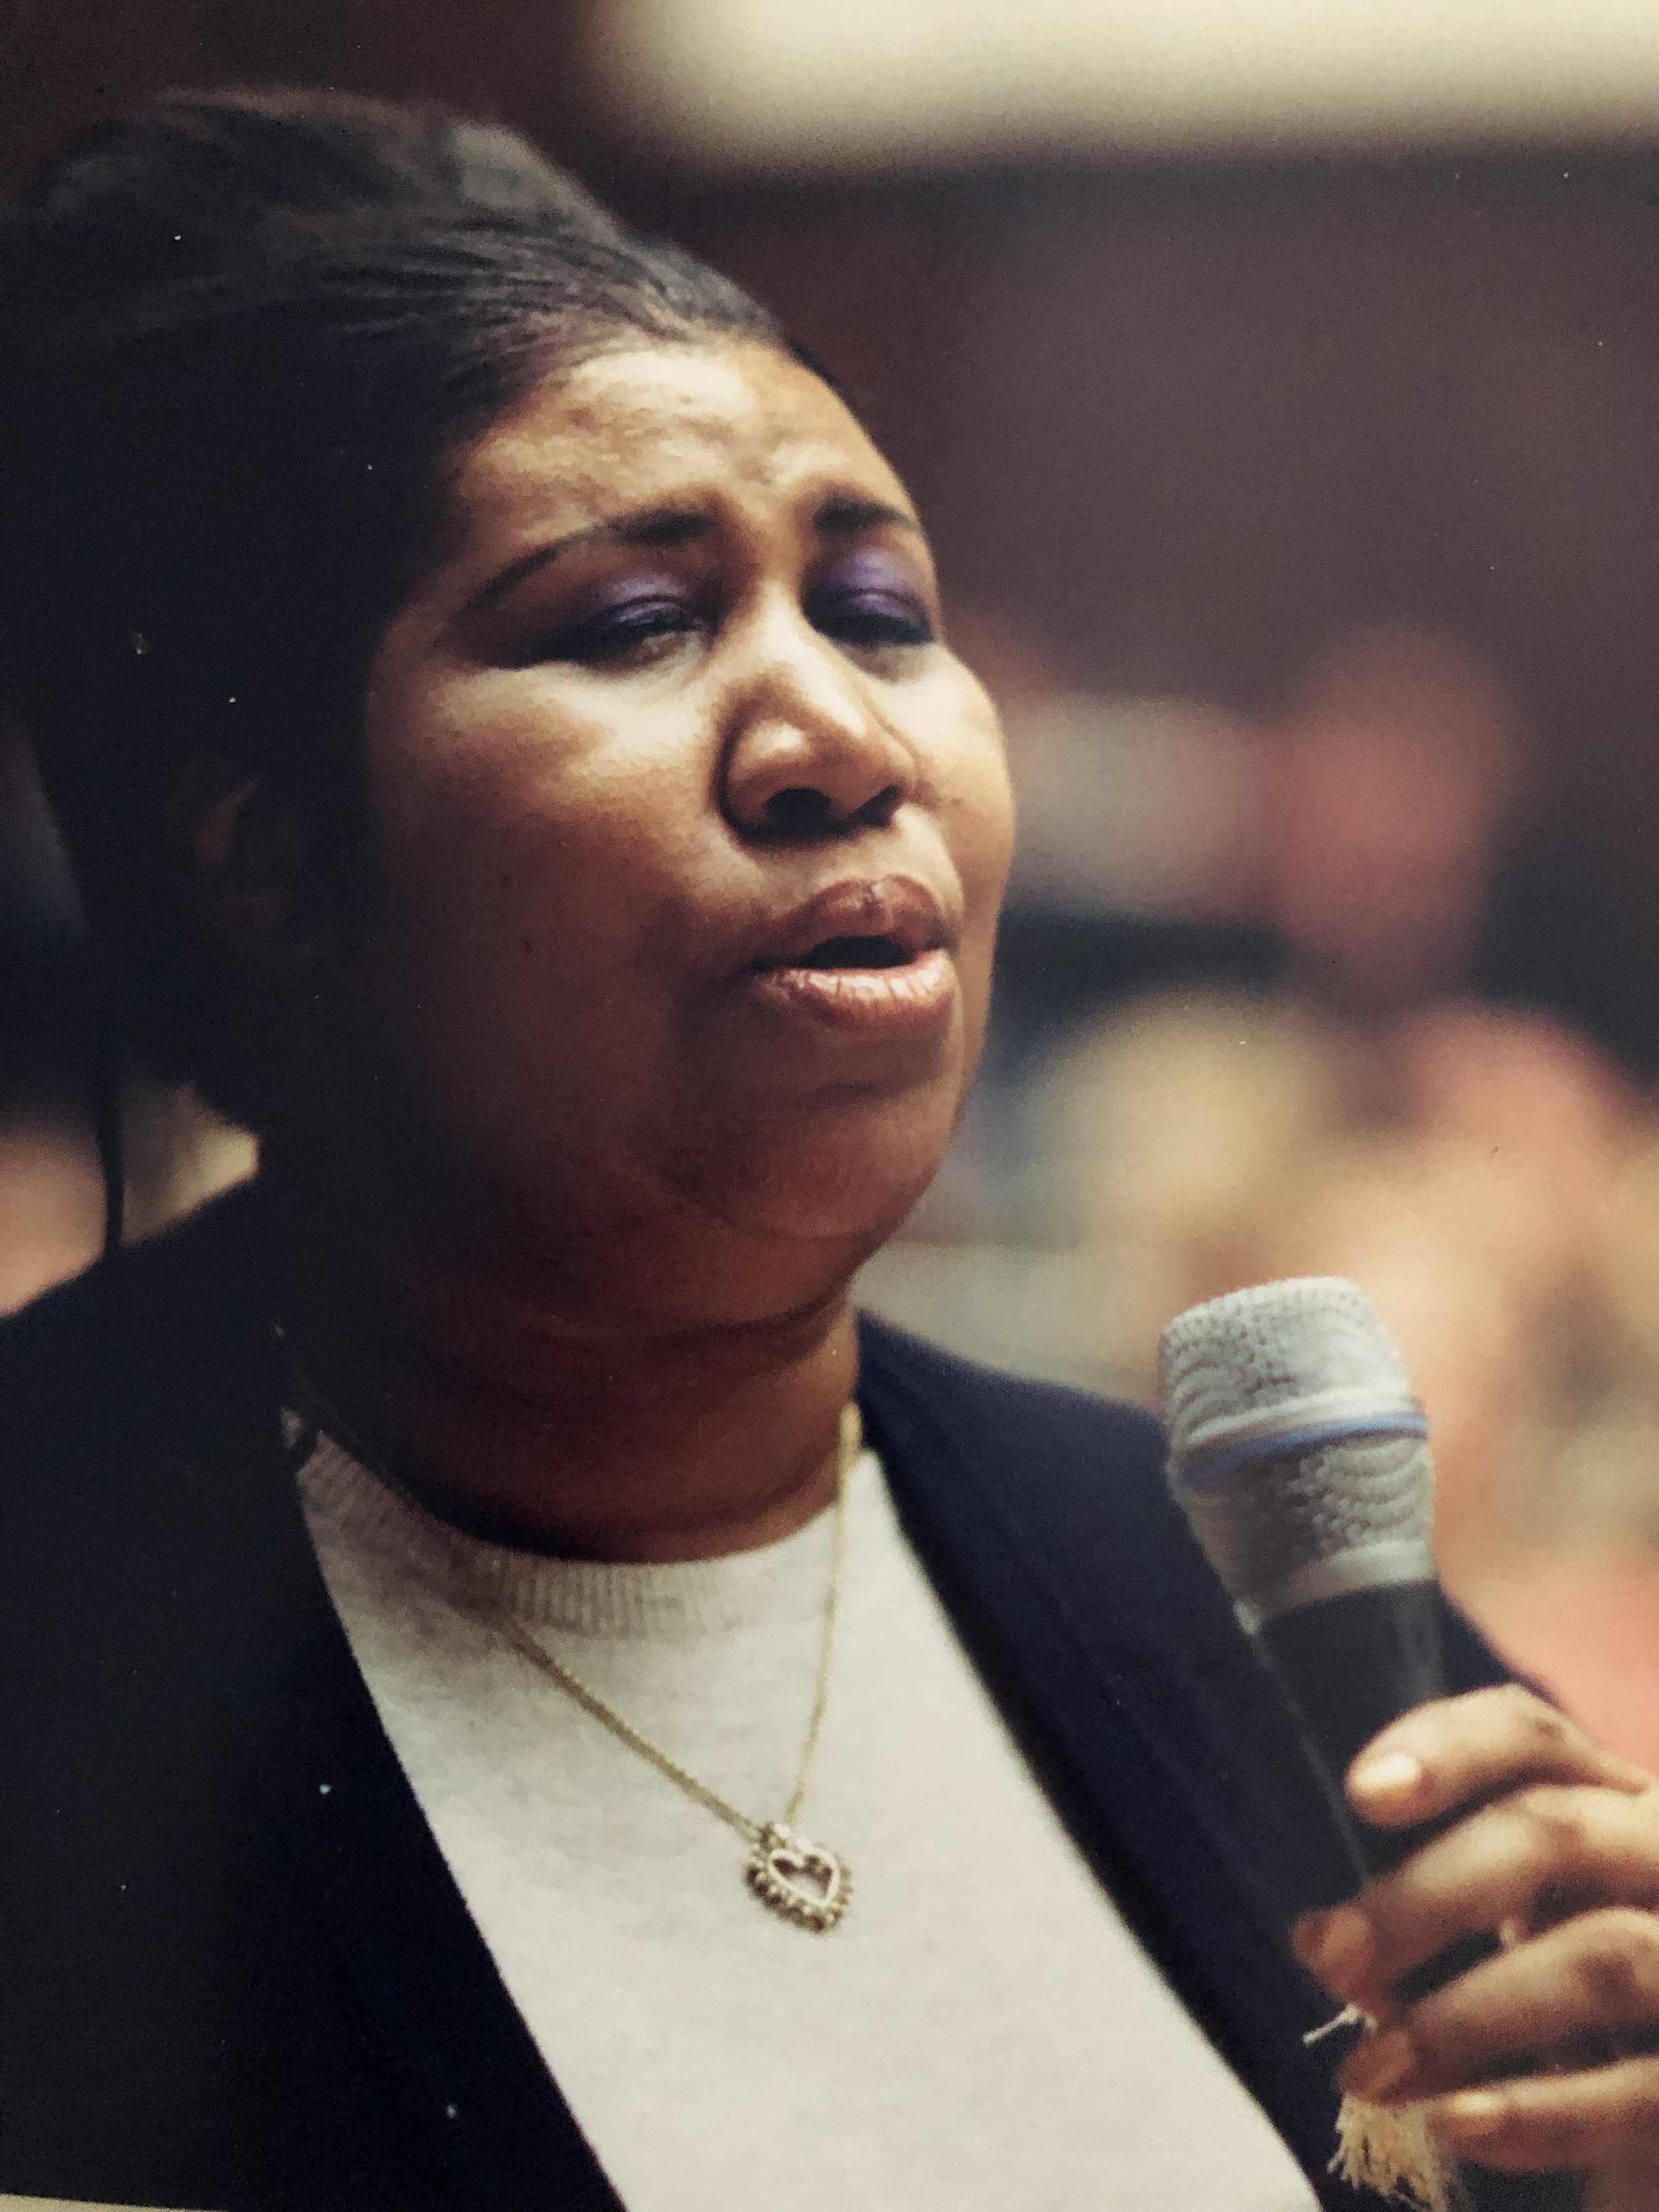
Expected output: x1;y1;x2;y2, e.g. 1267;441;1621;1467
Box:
510;595;699;668
809;588;934;652
562;597;701;663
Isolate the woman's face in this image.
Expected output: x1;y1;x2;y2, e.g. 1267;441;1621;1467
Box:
343;339;1012;1318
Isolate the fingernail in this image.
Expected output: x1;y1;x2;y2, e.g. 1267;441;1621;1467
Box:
1293;1905;1376;1994
1351;1749;1423;1797
1340;2028;1417;2101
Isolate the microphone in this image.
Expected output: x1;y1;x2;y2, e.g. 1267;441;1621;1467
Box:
1158;1276;1444;1881
1163;1287;1582;2212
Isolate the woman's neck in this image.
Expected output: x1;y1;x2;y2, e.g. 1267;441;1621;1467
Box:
271;1176;861;1565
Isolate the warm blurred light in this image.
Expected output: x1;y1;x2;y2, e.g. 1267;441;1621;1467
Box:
595;0;1659;168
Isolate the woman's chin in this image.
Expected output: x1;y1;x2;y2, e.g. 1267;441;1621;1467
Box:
664;1090;960;1253
349;1070;970;1327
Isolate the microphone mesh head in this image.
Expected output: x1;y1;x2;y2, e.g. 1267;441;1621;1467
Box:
1159;1278;1435;1627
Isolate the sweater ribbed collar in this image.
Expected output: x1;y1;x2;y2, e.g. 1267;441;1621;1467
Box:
295;1430;878;1643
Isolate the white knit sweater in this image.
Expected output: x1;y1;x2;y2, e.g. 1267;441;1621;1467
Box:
298;1434;1318;2212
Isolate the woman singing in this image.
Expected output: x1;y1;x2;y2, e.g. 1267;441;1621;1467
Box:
2;86;1656;2212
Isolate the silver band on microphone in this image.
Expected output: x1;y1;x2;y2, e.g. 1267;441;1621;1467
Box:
1172;1386;1429;1487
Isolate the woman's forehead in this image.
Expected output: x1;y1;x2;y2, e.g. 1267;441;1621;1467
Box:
447;338;908;552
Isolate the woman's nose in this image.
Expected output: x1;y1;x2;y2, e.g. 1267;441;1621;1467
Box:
721;618;918;840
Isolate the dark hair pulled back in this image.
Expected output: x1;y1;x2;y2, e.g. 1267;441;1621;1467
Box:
0;87;782;1120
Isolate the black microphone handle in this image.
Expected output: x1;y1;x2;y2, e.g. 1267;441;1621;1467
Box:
1258;1579;1498;1998
1257;1579;1447;1878
1259;1583;1593;2212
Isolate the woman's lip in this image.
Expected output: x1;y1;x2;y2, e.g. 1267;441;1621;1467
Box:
743;946;956;1035
743;873;955;973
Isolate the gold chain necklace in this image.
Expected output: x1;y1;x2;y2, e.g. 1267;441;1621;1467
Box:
484;1402;859;1935
278;1331;857;1935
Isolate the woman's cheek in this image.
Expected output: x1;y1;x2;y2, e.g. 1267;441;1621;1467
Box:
954;721;1017;917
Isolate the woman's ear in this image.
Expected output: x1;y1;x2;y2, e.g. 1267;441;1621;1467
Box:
167;753;322;972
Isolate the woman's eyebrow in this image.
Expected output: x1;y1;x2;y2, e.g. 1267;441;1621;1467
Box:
813;493;922;540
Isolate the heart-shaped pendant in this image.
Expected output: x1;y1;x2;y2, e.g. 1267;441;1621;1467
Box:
745;1821;851;1932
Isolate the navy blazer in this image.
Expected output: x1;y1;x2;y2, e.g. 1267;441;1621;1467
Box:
0;1189;1569;2209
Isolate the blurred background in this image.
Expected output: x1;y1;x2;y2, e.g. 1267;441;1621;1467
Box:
9;0;1659;1753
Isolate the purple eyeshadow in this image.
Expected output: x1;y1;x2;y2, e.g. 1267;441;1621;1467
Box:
819;550;920;597
807;549;934;646
560;571;689;623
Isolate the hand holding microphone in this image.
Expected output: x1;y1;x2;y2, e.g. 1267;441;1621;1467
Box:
1161;1280;1659;2199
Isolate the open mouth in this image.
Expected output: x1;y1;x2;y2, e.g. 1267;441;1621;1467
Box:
737;876;958;1033
789;934;913;972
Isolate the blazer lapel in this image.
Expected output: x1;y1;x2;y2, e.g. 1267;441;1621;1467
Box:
163;1416;622;2212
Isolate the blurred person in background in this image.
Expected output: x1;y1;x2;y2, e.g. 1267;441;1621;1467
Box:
9;83;1659;2212
1035;625;1659;1755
